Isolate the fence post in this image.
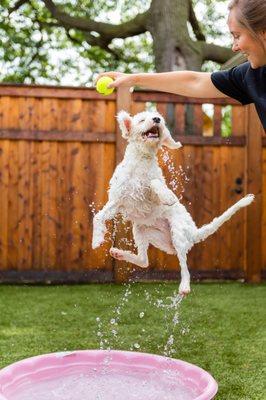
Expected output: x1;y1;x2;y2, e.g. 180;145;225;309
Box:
245;104;263;283
114;87;133;283
115;87;131;163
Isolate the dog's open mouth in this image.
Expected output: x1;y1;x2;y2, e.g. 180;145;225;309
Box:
141;125;160;139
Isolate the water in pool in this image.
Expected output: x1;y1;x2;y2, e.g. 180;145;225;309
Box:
8;367;196;400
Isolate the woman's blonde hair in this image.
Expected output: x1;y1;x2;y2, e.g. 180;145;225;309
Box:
228;0;266;39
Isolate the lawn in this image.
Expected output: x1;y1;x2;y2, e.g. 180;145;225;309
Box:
0;282;265;400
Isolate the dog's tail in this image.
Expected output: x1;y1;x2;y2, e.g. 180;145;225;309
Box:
194;194;254;244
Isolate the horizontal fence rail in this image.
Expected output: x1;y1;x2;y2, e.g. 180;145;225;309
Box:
0;129;116;142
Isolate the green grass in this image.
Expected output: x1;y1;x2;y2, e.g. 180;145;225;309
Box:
0;282;265;399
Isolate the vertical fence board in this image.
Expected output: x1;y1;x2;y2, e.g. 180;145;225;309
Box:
40;98;54;270
0;97;9;269
230;147;246;271
219;145;232;270
67;99;84;270
181;145;196;271
7;98;19;269
193;105;204;136
213;105;222;137
263;148;266;271
232;106;245;136
175;104;185;136
17;97;32;270
245;105;263;282
56;99;70;270
201;146;215;270
211;147;221;270
30;140;42;270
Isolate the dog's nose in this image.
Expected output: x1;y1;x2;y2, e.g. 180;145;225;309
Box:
152;117;161;124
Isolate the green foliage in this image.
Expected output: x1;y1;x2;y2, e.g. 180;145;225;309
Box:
0;1;75;83
221;105;233;137
192;0;231;42
0;0;230;84
0;0;153;84
192;0;232;72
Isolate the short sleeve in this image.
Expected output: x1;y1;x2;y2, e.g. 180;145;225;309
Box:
211;63;253;105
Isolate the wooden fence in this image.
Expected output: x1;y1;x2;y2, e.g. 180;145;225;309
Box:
0;83;264;284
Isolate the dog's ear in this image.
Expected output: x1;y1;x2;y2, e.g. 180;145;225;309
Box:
117;111;132;139
161;128;182;149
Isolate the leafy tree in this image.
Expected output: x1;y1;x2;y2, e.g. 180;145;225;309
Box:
0;0;233;84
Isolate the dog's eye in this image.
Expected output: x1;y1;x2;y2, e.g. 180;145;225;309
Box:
139;119;145;123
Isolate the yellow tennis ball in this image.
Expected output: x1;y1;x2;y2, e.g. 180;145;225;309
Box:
96;76;114;96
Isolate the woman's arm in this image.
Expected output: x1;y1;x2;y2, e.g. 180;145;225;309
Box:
97;71;228;99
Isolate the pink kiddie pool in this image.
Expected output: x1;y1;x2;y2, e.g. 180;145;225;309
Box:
0;350;218;400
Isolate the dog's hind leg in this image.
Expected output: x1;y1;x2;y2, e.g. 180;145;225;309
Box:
92;201;117;249
169;222;191;295
176;250;190;295
110;224;149;268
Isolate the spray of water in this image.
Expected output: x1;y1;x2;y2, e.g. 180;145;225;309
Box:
95;283;133;351
160;148;189;199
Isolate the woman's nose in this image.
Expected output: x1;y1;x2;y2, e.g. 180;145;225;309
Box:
232;42;239;52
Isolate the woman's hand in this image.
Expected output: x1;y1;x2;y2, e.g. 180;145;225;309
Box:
95;72;136;89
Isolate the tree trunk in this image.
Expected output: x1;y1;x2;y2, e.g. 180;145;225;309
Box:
147;0;203;133
147;0;203;72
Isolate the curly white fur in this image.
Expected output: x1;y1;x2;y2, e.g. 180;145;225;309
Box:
92;110;254;295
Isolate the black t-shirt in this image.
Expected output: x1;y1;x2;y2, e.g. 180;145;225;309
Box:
211;62;266;129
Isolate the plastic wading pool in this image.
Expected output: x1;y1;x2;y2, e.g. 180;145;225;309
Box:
0;350;218;400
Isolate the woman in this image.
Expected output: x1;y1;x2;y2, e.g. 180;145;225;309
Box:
97;0;266;130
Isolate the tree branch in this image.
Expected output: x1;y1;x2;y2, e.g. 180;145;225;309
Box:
188;0;206;41
221;53;247;69
201;42;234;64
41;0;148;38
83;32;111;49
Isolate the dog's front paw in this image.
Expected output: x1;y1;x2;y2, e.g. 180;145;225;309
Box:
158;189;178;206
162;191;178;206
92;234;105;249
150;180;177;206
178;280;191;296
110;247;125;261
92;240;103;249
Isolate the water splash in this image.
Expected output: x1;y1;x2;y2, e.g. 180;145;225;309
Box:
160;148;189;199
162;292;184;357
95;284;133;350
143;287;187;357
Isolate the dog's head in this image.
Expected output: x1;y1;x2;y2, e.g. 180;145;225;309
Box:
117;110;182;150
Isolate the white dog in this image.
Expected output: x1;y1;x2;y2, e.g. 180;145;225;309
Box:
92;110;254;295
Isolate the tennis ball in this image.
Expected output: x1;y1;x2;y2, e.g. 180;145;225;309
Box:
96;76;114;96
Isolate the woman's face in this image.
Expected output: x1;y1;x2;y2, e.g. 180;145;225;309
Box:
228;8;266;68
